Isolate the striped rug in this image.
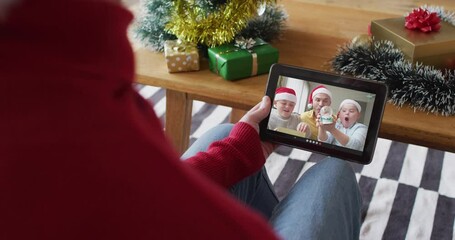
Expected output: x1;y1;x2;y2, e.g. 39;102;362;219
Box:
137;84;455;240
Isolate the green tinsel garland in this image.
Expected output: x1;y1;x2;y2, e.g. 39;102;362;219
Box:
135;0;286;51
331;41;455;116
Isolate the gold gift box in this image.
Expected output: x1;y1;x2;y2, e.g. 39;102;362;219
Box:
371;17;455;69
164;40;200;73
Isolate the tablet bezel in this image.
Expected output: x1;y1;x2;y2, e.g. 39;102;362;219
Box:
259;63;388;164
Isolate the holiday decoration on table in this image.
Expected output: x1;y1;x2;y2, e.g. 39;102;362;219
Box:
208;37;279;81
370;5;455;69
164;40;200;73
237;3;288;43
166;0;275;47
404;7;441;32
331;5;455;116
135;0;176;52
135;0;287;52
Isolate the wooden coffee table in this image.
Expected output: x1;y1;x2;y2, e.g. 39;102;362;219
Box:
134;0;455;154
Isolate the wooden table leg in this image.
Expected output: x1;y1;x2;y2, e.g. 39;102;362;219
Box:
165;89;193;154
230;108;248;123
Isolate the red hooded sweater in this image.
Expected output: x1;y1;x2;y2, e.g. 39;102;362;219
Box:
0;0;280;239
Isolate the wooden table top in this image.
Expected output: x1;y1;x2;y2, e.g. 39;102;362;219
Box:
134;0;455;152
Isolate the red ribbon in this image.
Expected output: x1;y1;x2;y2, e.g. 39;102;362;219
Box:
405;8;441;33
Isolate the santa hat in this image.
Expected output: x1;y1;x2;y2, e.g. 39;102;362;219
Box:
339;99;361;113
274;87;297;103
307;85;332;109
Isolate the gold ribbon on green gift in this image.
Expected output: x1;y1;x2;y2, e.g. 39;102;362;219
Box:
234;37;258;76
213;37;266;77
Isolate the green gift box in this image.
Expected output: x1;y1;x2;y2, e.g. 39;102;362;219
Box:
371;17;455;69
208;38;279;81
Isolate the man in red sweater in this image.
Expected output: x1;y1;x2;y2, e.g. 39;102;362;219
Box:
0;0;361;239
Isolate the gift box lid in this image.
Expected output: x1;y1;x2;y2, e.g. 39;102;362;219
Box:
208;38;276;57
164;40;198;55
371;17;455;58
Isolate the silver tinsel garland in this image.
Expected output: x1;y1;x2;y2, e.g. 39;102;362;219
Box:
332;41;455;116
134;0;287;52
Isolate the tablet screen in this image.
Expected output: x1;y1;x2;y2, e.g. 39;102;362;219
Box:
260;64;388;164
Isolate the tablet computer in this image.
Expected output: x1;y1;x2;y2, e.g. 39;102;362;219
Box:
259;63;388;164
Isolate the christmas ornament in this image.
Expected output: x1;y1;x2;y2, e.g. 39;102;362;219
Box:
350;34;372;49
257;2;267;16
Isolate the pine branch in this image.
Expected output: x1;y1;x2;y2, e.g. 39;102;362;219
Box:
237;3;288;42
134;0;177;52
332;40;455;116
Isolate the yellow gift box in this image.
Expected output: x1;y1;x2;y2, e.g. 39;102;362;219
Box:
164;40;200;73
371;17;455;69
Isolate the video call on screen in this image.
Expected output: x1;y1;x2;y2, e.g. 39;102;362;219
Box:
267;76;377;153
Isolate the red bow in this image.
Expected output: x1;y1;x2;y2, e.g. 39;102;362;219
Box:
405;8;441;33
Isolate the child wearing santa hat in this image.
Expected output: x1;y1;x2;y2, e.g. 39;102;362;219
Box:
297;85;333;140
318;99;367;151
268;87;310;137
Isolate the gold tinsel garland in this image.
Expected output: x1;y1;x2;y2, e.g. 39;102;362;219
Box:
165;0;274;47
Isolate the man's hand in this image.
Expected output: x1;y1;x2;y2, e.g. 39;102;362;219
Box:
239;96;276;159
239;96;271;133
296;122;309;133
318;114;337;132
296;122;311;137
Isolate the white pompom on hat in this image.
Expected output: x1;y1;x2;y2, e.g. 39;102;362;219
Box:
275;87;297;103
339;99;361;113
307;85;332;109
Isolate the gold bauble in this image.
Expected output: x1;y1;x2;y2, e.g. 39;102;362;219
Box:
350;34;373;48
